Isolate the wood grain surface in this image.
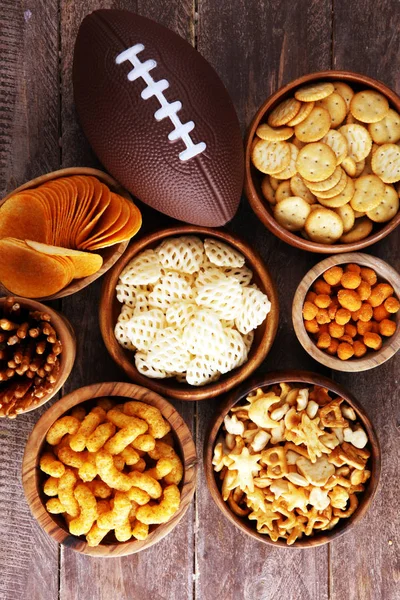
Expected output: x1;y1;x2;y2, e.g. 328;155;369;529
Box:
0;1;399;599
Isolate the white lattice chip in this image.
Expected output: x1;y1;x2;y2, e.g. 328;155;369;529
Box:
149;271;194;310
204;238;245;268
235;287;271;334
123;309;165;351
183;309;228;357
166;302;198;329
215;328;248;374
119;249;162;285
196;276;243;320
156;236;204;273
146;327;190;373
186;355;220;386
135;352;171;379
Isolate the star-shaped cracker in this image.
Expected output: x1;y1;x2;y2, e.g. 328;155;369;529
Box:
285;413;331;463
228;447;262;492
248;506;280;531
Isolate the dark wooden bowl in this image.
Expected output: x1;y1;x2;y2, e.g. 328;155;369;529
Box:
99;225;279;401
0;296;76;417
0;167;133;300
204;370;381;548
244;70;400;253
22;381;197;557
293;253;400;371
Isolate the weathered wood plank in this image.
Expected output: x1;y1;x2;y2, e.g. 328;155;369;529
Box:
0;1;60;599
331;2;400;599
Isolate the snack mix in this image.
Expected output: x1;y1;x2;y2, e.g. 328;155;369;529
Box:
114;236;271;385
213;383;371;545
303;263;399;360
252;81;400;244
40;398;183;546
0;297;63;417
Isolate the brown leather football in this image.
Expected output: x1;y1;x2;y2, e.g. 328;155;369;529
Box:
73;10;244;226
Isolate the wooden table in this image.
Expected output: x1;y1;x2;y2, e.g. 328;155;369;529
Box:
0;1;399;599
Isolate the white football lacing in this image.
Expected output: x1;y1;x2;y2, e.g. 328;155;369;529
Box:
116;44;207;161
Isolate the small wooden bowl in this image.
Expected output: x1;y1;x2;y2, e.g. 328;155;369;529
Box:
204;370;381;548
244;70;400;254
293;253;400;371
0;296;76;417
99;225;279;401
0;167;133;300
22;381;197;557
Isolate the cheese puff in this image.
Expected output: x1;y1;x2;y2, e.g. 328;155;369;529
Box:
337;342;354;360
129;458;146;473
86;422;116;453
105;420;148;455
70;406;86;422
69;483;98;536
97;491;131;530
315;295;331;309
305;319;319;334
148;441;183;486
114;455;126;471
86;499;112;547
316;333;331;349
379;319;396;337
145;457;174;481
127;487;151;506
302;301;318;321
357;280;371;301
341;272;361;290
373;305;390;322
357;320;373;336
364;332;382;350
86;480;112;499
305;291;318;303
316;309;330;325
43;477;59;496
128;502;139;523
131;434;156;452
53;433;72;458
346;264;361;275
328;322;345;339
384;296;400;313
115;519;132;543
128;471;162;499
338;289;362;312
335;308;351;325
78;459;98;482
46;416;80;446
40;452;65;478
344;323;357;337
353;340;368;357
58;446;87;469
46;498;65;514
96;397;114;411
360;267;377;286
95;450;133;491
123;402;171;439
313;279;332;295
323;266;343;286
136;484;180;525
69;407;107;452
339;335;354;345
120;446;140;466
58;469;79;517
358;303;373;322
326;338;339;356
131;520;149;540
368;283;394;307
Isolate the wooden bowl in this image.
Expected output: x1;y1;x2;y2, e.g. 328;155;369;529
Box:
99;225;279;401
204;370;381;548
0;296;76;417
0;167;133;300
22;381;197;557
293;253;400;371
244;70;400;253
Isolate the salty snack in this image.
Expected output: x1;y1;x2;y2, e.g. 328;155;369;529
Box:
0;175;141;297
40;398;182;546
114;236;271;386
212;383;371;545
251;80;400;244
0;297;63;417
302;263;399;360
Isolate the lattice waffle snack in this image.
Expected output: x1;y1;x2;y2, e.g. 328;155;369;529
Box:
252;81;400;244
40;398;183;546
213;383;371;545
114;236;272;386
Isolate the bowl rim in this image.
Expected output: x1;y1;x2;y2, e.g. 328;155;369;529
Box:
99;225;280;401
244;70;400;254
0;166;132;300
204;369;381;548
292;252;400;371
0;296;76;416
21;381;197;557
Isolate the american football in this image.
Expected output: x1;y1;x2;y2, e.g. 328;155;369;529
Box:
73;10;244;226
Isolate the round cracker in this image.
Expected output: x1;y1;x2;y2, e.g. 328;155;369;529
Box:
313;169;347;199
275;180;292;202
294;107;331;142
371;143;400;183
290;174;316;204
350;174;385;212
287;101;314;126
273;196;311;231
354;159;366;177
304;206;344;243
333;82;354;112
340;217;373;243
353;210;366;218
274;143;299;179
368;109;400;144
321;130;348;165
256;123;294;141
341;156;357;177
268;98;301;127
251;139;291;174
295;82;335;102
316;92;347;128
296;142;337;182
317;176;354;208
339;124;372;162
334;203;355;233
350;90;389;124
304;166;343;192
270;176;280;191
261;175;276;205
366;184;400;223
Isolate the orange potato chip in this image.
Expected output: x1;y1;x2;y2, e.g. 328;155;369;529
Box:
0;194;50;243
25;240;103;278
75;180;111;247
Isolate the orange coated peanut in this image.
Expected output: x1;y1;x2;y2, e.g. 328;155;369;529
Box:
328;322;345;338
360;267;377;286
316;309;331;325
341;272;361;290
323;266;343;286
326;339;339;356
363;332;382;350
368;283;394;308
379;319;396;337
305;319;320;334
337;289;362;312
357;280;371;301
353;340;367;358
337;342;354;360
346;264;361;275
316;333;331;349
344;323;357;338
384;297;400;313
313;279;332;295
335;308;351;325
315;294;332;309
302;301;318;321
373;305;390;322
358;303;373;322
